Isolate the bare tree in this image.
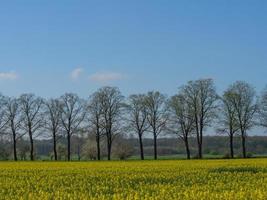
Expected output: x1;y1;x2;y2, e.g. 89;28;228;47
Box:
4;97;23;161
60;93;86;161
87;92;104;160
0;94;9;156
182;79;218;159
217;91;239;158
228;81;258;158
259;86;267;130
168;93;194;159
145;91;168;160
0;94;7;133
19;94;44;161
97;87;124;160
45;98;62;161
127;94;149;160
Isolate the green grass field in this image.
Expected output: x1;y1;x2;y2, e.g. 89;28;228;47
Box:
0;159;266;199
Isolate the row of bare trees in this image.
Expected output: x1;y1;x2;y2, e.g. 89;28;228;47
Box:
0;87;125;161
0;79;266;161
168;80;260;159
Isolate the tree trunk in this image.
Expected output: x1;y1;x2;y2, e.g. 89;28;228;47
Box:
107;143;111;161
107;135;112;160
138;133;144;160
107;150;111;160
29;130;34;161
198;143;202;159
96;135;101;161
241;131;246;158
195;115;202;159
196;132;202;159
229;133;234;159
67;133;71;161
184;138;190;160
199;125;203;159
53;132;57;161
153;133;157;160
12;132;17;161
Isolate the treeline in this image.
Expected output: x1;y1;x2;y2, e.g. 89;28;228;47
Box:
0;79;267;161
2;136;267;160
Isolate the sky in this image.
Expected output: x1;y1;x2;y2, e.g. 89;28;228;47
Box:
0;0;266;98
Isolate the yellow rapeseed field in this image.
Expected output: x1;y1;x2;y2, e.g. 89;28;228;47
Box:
0;159;266;200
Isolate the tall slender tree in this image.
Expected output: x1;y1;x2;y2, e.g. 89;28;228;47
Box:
217;91;239;158
168;93;194;159
127;94;149;160
145;91;168;160
182;79;218;159
228;81;258;158
19;94;44;161
45;98;62;161
98;87;124;160
60;93;86;161
4;97;23;161
88;91;104;161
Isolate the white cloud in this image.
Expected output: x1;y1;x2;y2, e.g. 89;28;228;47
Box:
89;72;125;83
70;68;83;80
0;71;18;80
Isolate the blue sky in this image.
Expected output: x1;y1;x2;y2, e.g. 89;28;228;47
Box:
0;0;266;98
